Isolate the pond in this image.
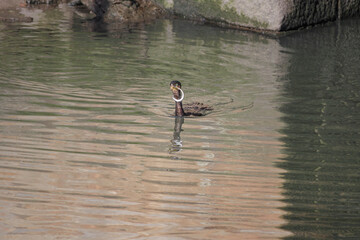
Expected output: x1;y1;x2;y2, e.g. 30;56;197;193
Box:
0;5;359;239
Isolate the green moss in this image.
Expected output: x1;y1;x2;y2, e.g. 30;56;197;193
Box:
224;4;269;28
194;0;269;29
154;0;174;9
156;0;269;29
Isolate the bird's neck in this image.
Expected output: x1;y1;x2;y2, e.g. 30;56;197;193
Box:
175;101;185;116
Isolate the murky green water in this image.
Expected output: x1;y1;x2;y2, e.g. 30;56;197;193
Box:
0;5;359;239
278;20;360;239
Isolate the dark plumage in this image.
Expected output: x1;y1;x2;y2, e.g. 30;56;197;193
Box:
182;102;213;116
170;81;213;117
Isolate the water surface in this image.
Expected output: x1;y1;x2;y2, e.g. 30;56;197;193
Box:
0;5;359;239
278;19;360;239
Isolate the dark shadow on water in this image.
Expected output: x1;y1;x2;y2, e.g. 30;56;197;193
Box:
86;17;108;33
169;117;184;154
277;18;360;239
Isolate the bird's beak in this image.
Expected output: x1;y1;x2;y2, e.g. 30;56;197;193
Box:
170;85;178;93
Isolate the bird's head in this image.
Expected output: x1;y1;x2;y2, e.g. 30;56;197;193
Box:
170;81;184;102
170;81;182;93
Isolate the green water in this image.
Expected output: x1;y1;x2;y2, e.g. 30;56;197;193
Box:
0;5;359;239
278;20;360;239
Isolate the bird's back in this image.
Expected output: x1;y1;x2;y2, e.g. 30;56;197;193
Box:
183;102;213;116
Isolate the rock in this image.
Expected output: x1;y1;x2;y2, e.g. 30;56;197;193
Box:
154;0;360;32
281;1;338;30
0;1;31;23
68;0;83;6
338;0;360;19
2;0;357;32
80;0;165;22
26;0;61;4
107;0;164;22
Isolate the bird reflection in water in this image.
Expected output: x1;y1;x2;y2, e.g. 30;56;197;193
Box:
169;117;184;153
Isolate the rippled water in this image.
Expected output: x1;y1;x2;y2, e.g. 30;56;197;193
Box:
0;5;359;239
